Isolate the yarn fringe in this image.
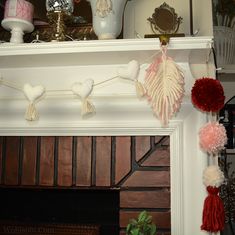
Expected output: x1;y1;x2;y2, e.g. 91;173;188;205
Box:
81;99;96;117
25;103;38;121
201;186;225;232
135;80;146;98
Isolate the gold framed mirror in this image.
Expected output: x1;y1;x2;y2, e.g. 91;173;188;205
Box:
147;2;182;35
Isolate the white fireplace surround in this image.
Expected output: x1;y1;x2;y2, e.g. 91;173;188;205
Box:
0;37;214;234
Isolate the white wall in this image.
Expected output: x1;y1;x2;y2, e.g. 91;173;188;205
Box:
222;81;235;102
124;0;213;38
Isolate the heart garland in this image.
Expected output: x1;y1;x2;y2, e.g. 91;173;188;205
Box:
71;79;95;117
23;83;45;121
1;57;184;123
117;60;146;98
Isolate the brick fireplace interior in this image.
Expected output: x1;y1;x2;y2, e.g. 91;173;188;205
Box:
0;136;171;235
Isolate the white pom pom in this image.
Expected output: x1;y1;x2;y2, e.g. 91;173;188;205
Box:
203;165;224;187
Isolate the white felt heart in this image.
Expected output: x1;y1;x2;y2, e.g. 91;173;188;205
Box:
72;79;94;99
117;60;140;81
23;83;45;102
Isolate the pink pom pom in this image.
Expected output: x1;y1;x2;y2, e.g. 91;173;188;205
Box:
199;122;227;154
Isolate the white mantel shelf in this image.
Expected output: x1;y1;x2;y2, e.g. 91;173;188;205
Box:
0;37;213;67
0;37;213;54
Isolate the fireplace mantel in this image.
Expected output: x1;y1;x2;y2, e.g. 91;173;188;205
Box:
0;37;213;235
0;37;213;135
0;37;212;65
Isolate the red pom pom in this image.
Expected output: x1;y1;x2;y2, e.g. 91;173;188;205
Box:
191;78;225;112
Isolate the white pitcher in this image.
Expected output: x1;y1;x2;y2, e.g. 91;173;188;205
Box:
87;0;127;39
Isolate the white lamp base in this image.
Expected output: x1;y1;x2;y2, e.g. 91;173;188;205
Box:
1;18;34;43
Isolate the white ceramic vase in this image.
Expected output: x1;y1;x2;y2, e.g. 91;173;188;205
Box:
87;0;127;40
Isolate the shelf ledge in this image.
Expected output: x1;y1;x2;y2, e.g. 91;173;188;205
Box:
0;37;213;56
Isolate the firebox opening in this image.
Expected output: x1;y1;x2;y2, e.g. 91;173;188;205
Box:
0;188;120;235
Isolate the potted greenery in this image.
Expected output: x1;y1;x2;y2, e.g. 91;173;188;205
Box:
126;211;157;235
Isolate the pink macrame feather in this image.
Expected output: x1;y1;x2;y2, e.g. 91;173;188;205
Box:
145;47;185;126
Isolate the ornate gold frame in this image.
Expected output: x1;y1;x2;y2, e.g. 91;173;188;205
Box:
147;2;182;35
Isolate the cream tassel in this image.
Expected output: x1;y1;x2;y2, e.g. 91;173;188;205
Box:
81;98;96;117
25;102;39;121
135;80;146;98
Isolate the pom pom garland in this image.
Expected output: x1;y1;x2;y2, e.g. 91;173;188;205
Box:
192;77;226;233
199;121;227;154
191;77;225;113
203;165;224;187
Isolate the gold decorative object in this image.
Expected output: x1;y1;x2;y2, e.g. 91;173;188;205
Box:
47;10;68;41
147;2;183;36
46;0;74;41
0;24;97;42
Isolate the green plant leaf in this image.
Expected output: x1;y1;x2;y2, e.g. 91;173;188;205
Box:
150;224;157;235
145;215;152;223
131;228;140;235
126;211;157;235
126;223;132;234
138;211;147;222
130;219;137;225
142;223;149;233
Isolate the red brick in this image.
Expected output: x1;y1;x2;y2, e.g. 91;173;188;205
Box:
120;190;170;208
123;171;170;187
58;137;73;186
5;137;20;185
96;137;111;186
39;137;55;186
22;137;37;185
135;136;151;161
155;136;170;146
115;137;131;184
141;147;170;167
76;137;92;186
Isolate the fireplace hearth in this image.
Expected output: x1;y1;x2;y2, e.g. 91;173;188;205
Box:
0;188;119;235
0;222;100;235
